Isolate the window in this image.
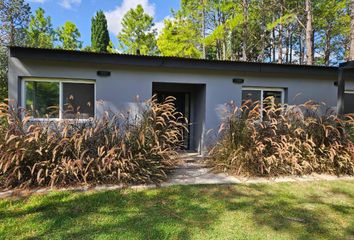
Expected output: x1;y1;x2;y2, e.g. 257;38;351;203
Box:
344;91;354;114
242;87;285;117
25;81;60;118
22;78;95;120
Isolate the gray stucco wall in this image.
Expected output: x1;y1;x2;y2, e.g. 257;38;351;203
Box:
8;56;354;153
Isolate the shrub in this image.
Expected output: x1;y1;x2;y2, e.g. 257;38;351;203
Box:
0;96;187;189
208;99;354;177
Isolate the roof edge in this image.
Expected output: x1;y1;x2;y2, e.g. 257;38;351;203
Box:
8;46;339;76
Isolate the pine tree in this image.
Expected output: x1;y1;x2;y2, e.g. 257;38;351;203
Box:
117;5;157;55
157;17;202;58
0;0;31;101
0;0;31;46
27;8;55;48
91;10;110;53
350;0;354;60
57;21;82;50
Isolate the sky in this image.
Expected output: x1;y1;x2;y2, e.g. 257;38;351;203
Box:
25;0;180;47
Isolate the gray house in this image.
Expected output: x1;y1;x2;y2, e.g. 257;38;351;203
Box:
7;46;354;153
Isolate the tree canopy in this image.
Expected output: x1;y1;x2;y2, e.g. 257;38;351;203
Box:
155;0;351;66
157;16;202;58
91;10;110;52
0;0;31;101
117;4;157;55
57;21;82;50
27;8;55;48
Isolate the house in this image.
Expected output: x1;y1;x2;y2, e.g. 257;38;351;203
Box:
7;46;354;153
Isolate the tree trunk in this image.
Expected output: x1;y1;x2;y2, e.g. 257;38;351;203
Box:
285;28;290;63
242;0;248;61
278;27;283;64
305;0;314;65
299;35;304;65
278;1;284;64
324;29;331;66
272;28;276;62
350;0;354;60
201;0;206;59
289;32;293;63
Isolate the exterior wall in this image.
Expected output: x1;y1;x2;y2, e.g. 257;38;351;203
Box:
8;57;354;153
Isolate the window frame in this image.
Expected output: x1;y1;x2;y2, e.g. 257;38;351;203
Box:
21;77;96;121
344;90;354;114
242;87;285;118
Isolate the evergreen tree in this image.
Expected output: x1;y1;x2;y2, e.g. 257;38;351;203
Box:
106;41;116;53
27;8;55;48
91;10;110;52
0;0;31;101
57;21;82;50
350;0;354;60
117;5;157;55
0;0;31;46
157;17;202;58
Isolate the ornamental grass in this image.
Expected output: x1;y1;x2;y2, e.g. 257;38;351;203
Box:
208;98;354;176
0;96;187;189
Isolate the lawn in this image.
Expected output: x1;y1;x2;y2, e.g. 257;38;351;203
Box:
0;180;353;240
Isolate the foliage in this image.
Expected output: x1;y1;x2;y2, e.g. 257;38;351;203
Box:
0;181;353;239
117;4;157;55
161;0;350;65
26;7;55;48
314;0;350;65
157;16;202;58
0;97;187;189
0;0;31;101
106;40;116;53
57;21;82;50
0;48;7;102
91;10;110;53
0;0;31;46
209;99;354;176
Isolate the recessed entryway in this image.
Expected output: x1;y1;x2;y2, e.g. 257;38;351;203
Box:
152;82;206;152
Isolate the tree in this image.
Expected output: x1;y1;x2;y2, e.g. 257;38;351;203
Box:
27;8;55;48
157;17;202;58
91;10;110;53
57;21;82;50
0;0;31;46
305;0;314;65
106;41;116;53
117;5;157;55
314;0;349;65
0;0;31;101
350;0;354;60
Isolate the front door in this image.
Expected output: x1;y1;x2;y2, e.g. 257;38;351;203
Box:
154;91;191;149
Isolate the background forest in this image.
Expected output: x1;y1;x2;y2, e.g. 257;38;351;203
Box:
1;0;354;100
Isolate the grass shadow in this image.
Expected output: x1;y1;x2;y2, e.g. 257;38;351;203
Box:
0;180;353;239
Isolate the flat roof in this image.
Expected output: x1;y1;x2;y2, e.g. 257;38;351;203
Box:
9;46;341;77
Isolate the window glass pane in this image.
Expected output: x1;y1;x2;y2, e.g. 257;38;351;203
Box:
25;81;59;118
263;90;283;119
242;90;261;104
62;83;94;119
263;90;282;106
344;93;354;114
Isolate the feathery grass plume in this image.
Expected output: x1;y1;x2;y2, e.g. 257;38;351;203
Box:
209;98;354;177
0;96;187;189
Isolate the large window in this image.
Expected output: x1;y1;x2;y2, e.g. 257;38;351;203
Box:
242;87;285;117
344;91;354;114
22;78;95;120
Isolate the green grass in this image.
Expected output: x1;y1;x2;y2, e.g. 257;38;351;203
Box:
0;180;353;240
